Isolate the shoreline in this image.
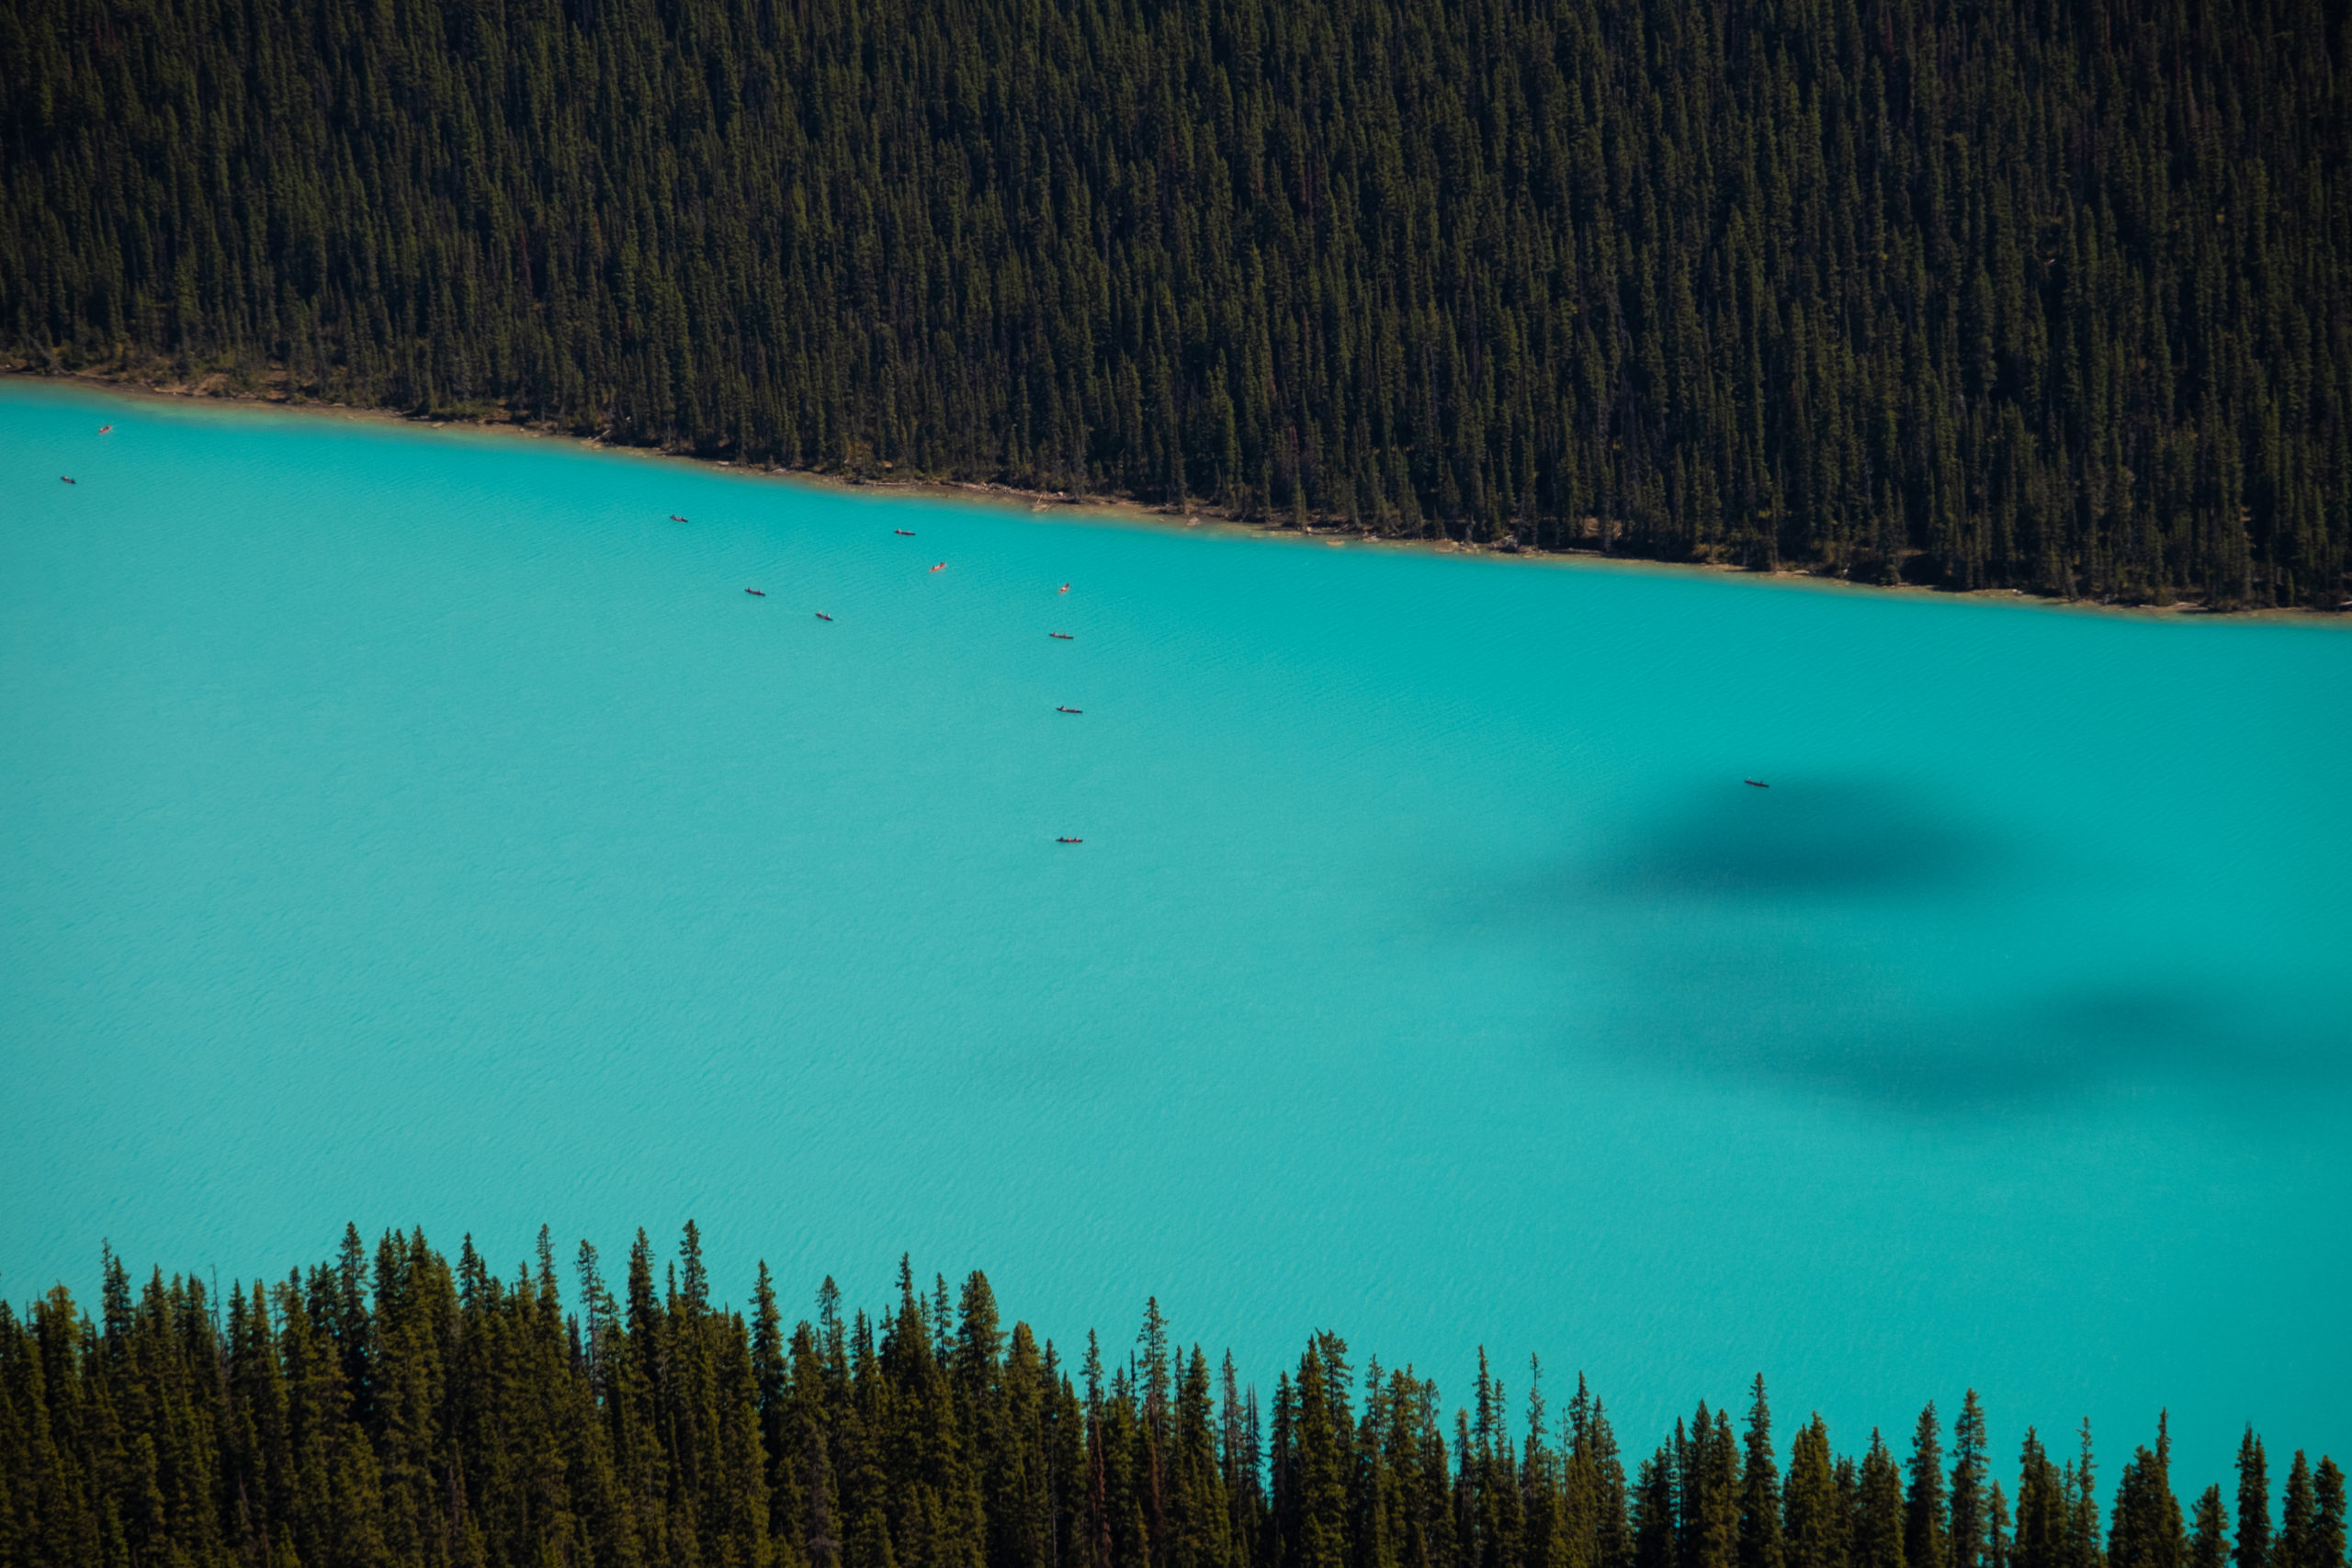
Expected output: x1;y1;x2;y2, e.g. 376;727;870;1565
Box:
13;365;2346;626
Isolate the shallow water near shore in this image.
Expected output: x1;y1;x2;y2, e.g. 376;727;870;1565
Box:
4;381;2346;1488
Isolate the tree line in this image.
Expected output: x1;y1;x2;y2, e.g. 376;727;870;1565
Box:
0;1226;2343;1568
2;0;2348;606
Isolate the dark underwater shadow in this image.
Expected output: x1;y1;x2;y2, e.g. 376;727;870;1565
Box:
1564;776;2005;901
1589;975;2350;1115
1467;777;2350;1115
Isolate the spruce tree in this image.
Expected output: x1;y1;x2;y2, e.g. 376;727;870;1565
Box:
1783;1416;1844;1568
2108;1418;2184;1568
1908;1409;1949;1568
1952;1396;1989;1568
2279;1458;2317;1568
2240;1437;2274;1568
2197;1490;2233;1568
2314;1462;2346;1568
1743;1381;1786;1568
1857;1434;1909;1568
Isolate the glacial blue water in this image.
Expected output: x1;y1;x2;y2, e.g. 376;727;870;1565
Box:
3;381;2346;1491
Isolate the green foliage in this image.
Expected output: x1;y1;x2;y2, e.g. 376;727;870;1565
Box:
1782;1415;1845;1568
0;1234;2338;1568
1909;1408;1949;1568
2192;1488;2230;1568
1952;1397;1989;1568
2107;1418;2183;1568
2238;1435;2273;1568
1858;1433;1909;1568
4;0;2350;605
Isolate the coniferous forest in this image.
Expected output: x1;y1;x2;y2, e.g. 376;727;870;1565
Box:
4;0;2351;605
0;1229;2345;1568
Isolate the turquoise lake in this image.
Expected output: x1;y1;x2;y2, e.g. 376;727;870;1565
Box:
3;381;2346;1489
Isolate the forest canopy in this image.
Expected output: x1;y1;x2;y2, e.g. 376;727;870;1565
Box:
0;1226;2345;1568
3;0;2349;606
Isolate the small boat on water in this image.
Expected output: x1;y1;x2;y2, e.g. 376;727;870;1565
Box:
929;561;946;572
1058;582;1069;593
745;588;765;596
97;424;112;434
1057;837;1083;844
1056;705;1082;715
1049;632;1073;640
669;513;689;522
895;528;916;536
59;475;74;484
1744;778;1770;788
815;612;833;621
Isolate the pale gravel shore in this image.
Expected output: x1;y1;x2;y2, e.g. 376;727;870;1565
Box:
12;363;2346;626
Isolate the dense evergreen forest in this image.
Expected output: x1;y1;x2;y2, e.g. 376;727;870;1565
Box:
0;1229;2345;1568
3;0;2351;606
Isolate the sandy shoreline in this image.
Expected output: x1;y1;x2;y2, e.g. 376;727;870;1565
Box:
12;364;2346;626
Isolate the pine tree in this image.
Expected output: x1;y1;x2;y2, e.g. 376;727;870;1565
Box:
2239;1437;2274;1568
1909;1409;1949;1568
1743;1382;1785;1568
2064;1426;2102;1568
2108;1418;2184;1568
2278;1458;2317;1568
1635;1446;1680;1568
1857;1434;1908;1568
1952;1397;1989;1568
2313;1462;2346;1568
1783;1416;1844;1568
2195;1489;2233;1568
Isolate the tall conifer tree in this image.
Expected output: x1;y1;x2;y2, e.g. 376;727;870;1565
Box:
2196;1490;2233;1568
1952;1397;1989;1568
1743;1381;1785;1568
1858;1435;1909;1568
2240;1438;2274;1568
1908;1410;1949;1568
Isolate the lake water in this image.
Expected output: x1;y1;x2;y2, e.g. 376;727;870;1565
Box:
4;381;2346;1492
